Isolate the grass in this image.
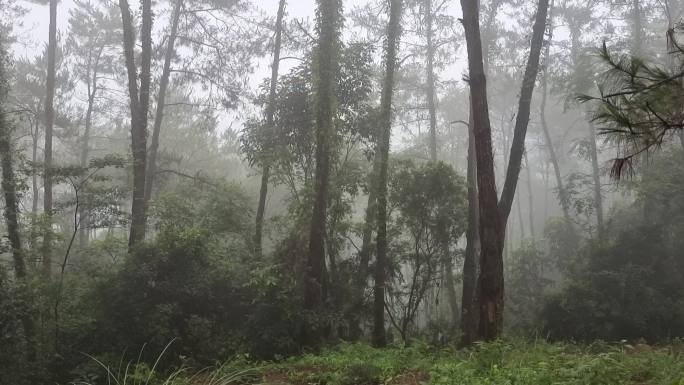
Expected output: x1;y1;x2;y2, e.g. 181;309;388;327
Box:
80;340;684;385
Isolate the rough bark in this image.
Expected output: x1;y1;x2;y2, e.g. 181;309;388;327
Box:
42;0;58;276
119;0;152;248
373;0;402;348
461;0;549;340
460;0;504;341
145;0;183;206
303;0;342;348
460;112;479;346
254;0;286;256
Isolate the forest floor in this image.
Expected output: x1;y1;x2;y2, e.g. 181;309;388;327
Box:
243;340;684;385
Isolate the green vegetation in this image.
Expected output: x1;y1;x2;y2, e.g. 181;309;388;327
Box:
76;341;684;385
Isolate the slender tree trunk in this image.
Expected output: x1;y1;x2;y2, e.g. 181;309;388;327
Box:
42;0;58;277
145;0;183;206
588;122;603;236
498;0;550;225
119;0;152;248
516;194;525;245
79;49;102;247
460;112;479;346
524;152;535;241
303;0;343;348
540;41;573;228
1;51;37;360
254;0;286;256
373;0;402;348
425;0;437;160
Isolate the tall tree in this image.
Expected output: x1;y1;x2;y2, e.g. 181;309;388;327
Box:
303;0;343;347
425;0;437;160
460;0;549;339
460;109;479;345
254;0;286;256
144;0;183;206
119;0;153;247
373;0;403;348
0;40;36;360
42;0;58;276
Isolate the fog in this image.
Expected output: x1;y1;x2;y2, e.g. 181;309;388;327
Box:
1;0;683;383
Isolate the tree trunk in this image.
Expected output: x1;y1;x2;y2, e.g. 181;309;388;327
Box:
498;0;550;225
42;0;58;277
524;152;535;241
425;0;437;160
460;112;479;346
79;48;102;247
540;37;573;228
254;0;286;256
1;52;37;360
460;0;504;341
372;0;402;348
588;122;603;236
303;0;343;348
145;0;183;206
119;0;152;248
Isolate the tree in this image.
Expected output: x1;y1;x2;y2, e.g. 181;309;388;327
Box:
460;0;549;339
302;0;343;347
254;0;287;256
66;0;119;246
0;39;36;362
42;0;58;275
119;0;153;247
372;0;403;348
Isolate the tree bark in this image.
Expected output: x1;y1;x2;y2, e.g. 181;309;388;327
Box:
498;0;550;226
145;0;183;206
1;50;37;360
425;0;437;160
119;0;152;248
79;46;103;247
539;35;573;228
254;0;286;256
373;0;402;348
523;152;535;241
460;0;504;341
460;112;479;346
303;0;342;348
42;0;58;277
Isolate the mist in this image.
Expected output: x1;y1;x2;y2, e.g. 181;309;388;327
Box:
1;0;683;383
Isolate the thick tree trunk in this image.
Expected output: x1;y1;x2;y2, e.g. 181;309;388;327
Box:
460;0;504;341
461;0;549;340
303;0;342;348
42;0;58;277
145;0;183;206
254;0;286;256
460;113;479;346
425;0;437;160
119;0;152;248
373;0;402;348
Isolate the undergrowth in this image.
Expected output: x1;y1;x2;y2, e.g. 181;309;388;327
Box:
78;340;684;385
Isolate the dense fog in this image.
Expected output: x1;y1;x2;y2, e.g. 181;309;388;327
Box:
1;0;683;383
